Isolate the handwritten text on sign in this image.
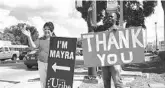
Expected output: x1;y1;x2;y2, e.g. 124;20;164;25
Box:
81;27;145;67
46;37;77;88
49;41;74;60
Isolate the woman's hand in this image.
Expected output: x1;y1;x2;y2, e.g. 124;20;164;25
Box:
21;25;31;37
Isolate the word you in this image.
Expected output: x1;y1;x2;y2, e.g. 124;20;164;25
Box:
97;51;133;66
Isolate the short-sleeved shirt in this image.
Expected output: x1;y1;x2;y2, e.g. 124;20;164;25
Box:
35;37;50;63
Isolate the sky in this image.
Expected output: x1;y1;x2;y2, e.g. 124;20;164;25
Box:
0;0;164;43
0;0;88;38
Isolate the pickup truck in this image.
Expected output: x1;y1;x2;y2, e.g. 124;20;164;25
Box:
0;46;19;61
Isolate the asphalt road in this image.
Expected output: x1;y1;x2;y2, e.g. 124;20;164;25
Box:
0;62;39;88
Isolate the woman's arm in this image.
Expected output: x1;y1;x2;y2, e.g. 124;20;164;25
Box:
27;35;37;49
21;25;37;49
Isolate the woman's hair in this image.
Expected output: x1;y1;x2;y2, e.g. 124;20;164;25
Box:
43;22;54;32
43;21;56;37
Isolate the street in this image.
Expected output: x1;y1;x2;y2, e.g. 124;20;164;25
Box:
0;62;40;88
0;58;86;88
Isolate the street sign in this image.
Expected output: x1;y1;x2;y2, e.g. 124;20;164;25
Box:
46;37;77;88
81;27;145;67
107;0;118;11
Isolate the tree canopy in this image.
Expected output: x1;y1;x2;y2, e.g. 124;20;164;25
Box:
76;1;157;30
1;23;39;45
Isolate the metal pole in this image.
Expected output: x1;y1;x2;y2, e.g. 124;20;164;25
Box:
155;22;158;50
120;0;124;27
161;1;165;50
88;0;97;77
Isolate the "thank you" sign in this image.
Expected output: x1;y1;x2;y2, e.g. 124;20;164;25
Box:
46;37;77;88
81;27;145;67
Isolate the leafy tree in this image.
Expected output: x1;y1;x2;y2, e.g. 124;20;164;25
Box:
75;1;157;49
2;33;15;44
4;27;12;34
3;23;39;45
75;1;157;31
0;32;3;40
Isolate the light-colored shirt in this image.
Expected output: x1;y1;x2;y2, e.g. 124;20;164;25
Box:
35;38;50;63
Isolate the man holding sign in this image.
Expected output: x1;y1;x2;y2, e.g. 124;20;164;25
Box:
82;5;144;88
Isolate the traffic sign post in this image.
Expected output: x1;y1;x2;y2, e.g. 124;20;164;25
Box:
46;37;77;88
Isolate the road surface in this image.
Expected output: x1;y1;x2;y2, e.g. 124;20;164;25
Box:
0;62;39;88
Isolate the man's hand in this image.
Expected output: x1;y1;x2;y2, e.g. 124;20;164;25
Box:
108;25;119;32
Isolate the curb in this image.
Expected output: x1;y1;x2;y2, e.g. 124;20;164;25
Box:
0;56;84;65
0;60;24;64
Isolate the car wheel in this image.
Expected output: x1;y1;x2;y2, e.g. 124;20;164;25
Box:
11;55;17;61
27;65;33;69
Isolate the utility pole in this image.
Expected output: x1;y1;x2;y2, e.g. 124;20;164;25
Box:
155;22;158;50
75;0;98;79
120;0;124;27
161;1;165;51
87;0;97;78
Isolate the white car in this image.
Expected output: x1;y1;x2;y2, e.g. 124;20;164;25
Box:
0;46;19;61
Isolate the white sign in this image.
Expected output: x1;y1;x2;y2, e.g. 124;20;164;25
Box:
107;0;118;11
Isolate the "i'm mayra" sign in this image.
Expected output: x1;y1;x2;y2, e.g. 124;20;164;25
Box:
81;27;145;67
46;37;77;88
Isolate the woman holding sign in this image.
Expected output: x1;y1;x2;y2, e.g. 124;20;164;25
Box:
21;22;56;88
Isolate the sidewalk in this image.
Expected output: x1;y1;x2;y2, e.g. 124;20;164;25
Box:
6;56;132;88
8;57;86;88
8;69;135;88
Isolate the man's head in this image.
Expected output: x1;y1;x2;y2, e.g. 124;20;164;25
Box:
43;22;54;37
102;11;118;29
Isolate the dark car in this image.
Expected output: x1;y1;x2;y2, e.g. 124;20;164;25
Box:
24;50;38;69
19;51;28;60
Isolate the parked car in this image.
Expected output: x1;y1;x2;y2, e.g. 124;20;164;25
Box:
19;48;31;60
158;51;165;61
19;51;28;60
24;50;38;69
0;46;19;61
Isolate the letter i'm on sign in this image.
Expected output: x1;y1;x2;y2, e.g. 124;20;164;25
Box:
81;27;145;67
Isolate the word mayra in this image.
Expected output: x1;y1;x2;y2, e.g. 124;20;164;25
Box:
49;50;74;60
